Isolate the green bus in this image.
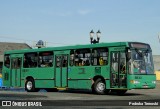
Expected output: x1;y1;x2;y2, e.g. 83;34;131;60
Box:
2;42;156;95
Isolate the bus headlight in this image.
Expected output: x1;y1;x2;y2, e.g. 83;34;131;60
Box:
130;80;140;84
152;81;156;84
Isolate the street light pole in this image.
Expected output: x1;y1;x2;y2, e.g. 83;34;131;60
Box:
158;34;160;43
90;30;101;44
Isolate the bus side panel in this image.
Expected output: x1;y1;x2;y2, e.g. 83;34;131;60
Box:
2;67;11;87
21;79;25;87
99;66;111;89
68;66;93;89
68;80;78;88
23;67;55;88
68;80;92;89
35;80;55;88
68;66;110;89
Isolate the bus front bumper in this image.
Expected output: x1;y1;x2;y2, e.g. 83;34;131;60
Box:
128;80;156;89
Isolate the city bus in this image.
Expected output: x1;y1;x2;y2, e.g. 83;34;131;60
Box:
2;42;156;95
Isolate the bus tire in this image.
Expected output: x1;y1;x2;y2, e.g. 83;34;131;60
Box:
116;90;127;95
25;78;37;92
92;78;108;95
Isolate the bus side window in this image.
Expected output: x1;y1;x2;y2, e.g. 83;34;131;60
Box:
120;52;126;74
75;49;91;66
62;56;68;67
70;50;74;66
38;51;53;67
56;56;61;67
92;48;108;66
24;53;38;68
4;55;10;68
112;52;118;72
23;56;29;68
17;58;21;68
11;59;16;69
75;51;79;66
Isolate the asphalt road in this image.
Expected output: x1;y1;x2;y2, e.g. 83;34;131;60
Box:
0;81;160;109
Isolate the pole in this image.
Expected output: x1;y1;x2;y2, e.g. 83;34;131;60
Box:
158;34;160;43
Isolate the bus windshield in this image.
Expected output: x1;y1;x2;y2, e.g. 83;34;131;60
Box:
130;49;154;74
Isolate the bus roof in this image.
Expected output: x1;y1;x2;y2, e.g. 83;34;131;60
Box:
4;42;149;54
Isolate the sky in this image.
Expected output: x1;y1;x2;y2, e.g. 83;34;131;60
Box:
0;0;160;54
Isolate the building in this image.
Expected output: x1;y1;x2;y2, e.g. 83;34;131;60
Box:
0;42;31;73
153;55;160;71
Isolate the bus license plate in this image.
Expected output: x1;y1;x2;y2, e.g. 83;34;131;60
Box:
143;85;148;88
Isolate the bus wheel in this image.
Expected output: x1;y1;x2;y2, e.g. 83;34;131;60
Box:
25;78;36;92
116;90;127;95
92;78;108;95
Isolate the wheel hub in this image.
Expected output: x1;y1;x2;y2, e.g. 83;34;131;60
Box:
27;81;32;90
97;82;105;92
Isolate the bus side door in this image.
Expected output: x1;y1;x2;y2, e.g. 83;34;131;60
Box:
11;55;23;87
109;47;127;88
55;54;68;88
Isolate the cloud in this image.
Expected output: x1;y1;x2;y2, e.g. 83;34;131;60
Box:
78;9;92;15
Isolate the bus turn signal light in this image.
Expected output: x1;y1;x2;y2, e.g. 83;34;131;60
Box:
130;80;140;84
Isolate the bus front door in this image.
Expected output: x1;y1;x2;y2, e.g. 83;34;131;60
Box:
55;55;68;88
11;57;22;87
110;51;127;88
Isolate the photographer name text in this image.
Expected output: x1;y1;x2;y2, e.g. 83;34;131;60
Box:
129;101;158;106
